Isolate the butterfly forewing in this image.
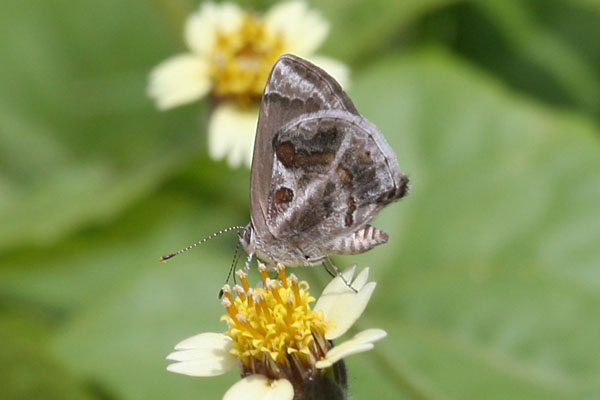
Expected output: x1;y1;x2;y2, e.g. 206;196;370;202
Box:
250;54;359;238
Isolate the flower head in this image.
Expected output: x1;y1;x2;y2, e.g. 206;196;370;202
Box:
167;264;385;399
148;1;349;168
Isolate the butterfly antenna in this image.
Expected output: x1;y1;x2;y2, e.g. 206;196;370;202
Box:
160;225;246;261
218;241;244;299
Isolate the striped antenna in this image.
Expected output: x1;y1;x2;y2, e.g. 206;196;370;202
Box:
160;225;246;261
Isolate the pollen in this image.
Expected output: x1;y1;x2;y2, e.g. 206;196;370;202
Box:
209;14;284;106
221;264;331;372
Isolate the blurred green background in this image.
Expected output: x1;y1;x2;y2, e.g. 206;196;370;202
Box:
1;0;599;399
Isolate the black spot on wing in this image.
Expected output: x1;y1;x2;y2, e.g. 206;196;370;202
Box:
275;140;335;168
345;196;356;227
274;187;294;204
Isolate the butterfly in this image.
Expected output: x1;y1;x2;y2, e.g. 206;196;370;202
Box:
239;54;409;269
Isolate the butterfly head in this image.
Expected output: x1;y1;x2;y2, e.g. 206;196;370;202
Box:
239;223;252;246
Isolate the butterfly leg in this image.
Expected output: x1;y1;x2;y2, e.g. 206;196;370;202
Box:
322;260;336;278
325;257;358;293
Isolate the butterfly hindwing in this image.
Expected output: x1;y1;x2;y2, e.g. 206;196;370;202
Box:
266;109;407;259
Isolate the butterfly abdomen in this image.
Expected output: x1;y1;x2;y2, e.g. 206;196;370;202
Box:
326;224;388;255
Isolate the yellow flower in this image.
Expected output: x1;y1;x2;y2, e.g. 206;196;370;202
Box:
166;264;385;399
148;1;349;168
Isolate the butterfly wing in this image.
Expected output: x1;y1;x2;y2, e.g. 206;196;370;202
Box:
250;54;359;240
266;109;408;261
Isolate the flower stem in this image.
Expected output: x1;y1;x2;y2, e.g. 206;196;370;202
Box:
296;360;348;400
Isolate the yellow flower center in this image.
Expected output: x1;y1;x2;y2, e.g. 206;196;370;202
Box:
221;264;331;371
209;14;285;106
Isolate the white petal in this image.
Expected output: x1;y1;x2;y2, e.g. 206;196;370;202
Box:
316;344;373;369
174;332;232;350
315;329;387;369
166;333;236;377
314;267;377;340
148;54;210;110
314;266;376;340
208;103;258;168
167;358;236;377
313;265;356;316
350;328;388;344
306;55;350;88
350;266;370;291
340;264;357;283
185;2;243;55
265;1;329;55
324;282;376;340
327;265;357;293
223;375;294;400
314;266;353;305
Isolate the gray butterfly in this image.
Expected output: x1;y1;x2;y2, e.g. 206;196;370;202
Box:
239;54;409;269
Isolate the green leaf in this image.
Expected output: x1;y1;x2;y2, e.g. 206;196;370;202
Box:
48;197;246;400
0;322;93;400
343;47;600;399
0;173;249;400
0;0;207;252
0;181;248;312
471;0;600;118
0;191;246;400
317;0;461;62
